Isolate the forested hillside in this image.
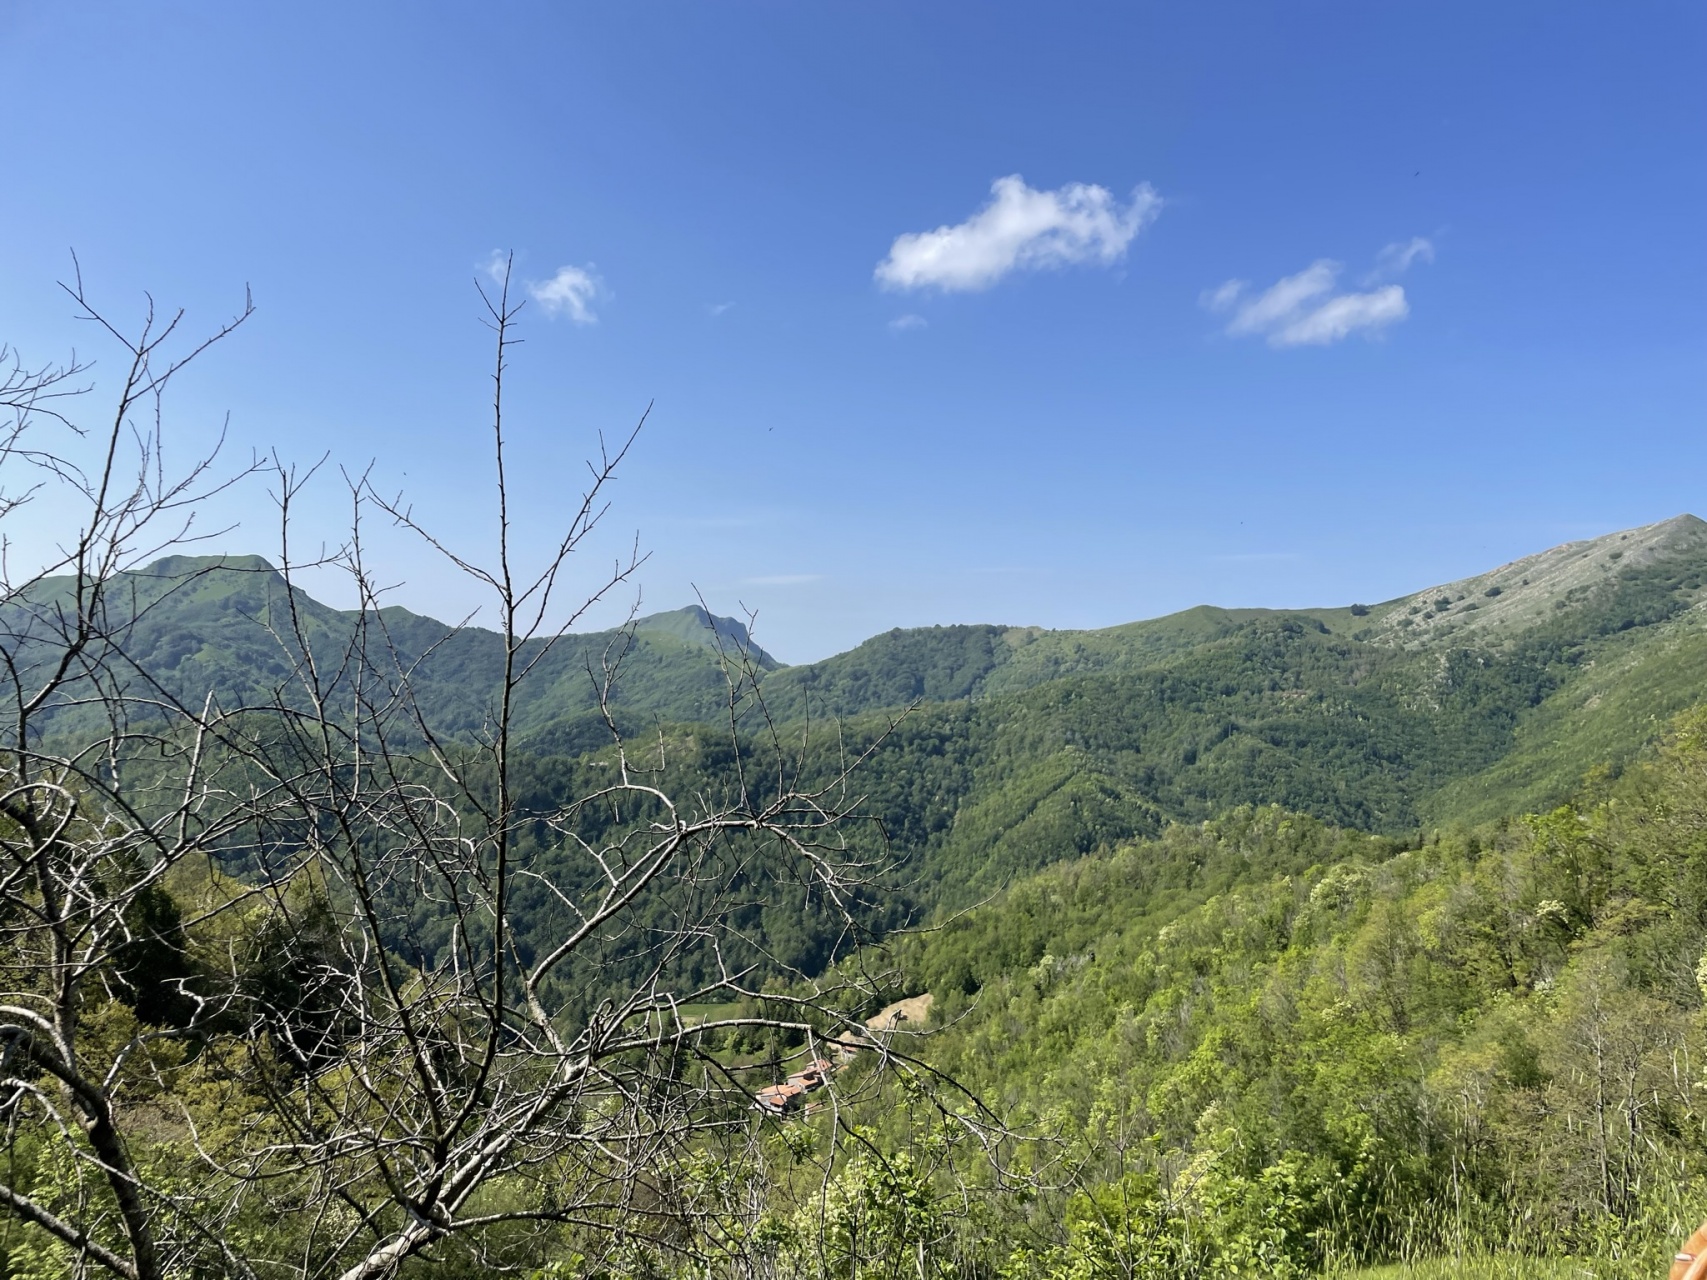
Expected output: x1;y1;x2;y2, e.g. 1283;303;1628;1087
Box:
716;515;1707;916
15;519;1698;819
6;497;1706;1277
718;707;1707;1279
14;518;1706;987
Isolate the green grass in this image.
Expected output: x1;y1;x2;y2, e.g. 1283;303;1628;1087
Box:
668;1000;740;1027
1336;1258;1606;1280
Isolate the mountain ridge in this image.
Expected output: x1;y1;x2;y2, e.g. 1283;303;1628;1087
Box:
759;513;1706;719
59;512;1705;693
13;515;1707;1005
11;516;1705;842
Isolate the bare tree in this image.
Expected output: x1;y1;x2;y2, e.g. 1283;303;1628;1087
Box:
0;261;965;1279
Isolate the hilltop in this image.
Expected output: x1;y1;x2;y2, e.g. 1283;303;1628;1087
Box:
762;514;1707;717
10;516;1706;886
1359;513;1707;646
1;555;777;744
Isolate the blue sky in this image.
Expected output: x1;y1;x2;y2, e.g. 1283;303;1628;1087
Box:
1;3;1702;661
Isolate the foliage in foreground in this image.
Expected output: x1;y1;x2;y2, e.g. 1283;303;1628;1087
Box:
7;711;1700;1277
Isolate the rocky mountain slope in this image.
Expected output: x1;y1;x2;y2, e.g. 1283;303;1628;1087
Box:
1360;513;1707;648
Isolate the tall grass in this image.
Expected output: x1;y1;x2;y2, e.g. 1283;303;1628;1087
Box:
1318;1172;1707;1280
1336;1260;1600;1280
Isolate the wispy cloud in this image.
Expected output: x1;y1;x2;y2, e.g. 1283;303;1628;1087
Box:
1367;236;1434;283
482;251;602;323
705;301;735;317
1271;287;1407;346
888;313;928;332
1201;280;1246;313
1204;241;1431;347
876;175;1161;293
742;573;822;587
528;264;602;323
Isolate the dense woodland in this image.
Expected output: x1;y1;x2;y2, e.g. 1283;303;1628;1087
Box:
876;715;1707;1278
3;509;1707;1277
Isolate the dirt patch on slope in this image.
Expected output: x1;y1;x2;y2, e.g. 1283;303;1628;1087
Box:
867;993;933;1033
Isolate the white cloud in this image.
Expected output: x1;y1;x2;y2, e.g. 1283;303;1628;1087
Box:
1206;243;1429;347
1200;279;1247;313
706;301;735;317
1271;287;1407;347
888;313;928;331
1220;260;1341;338
528;265;601;323
876;175;1161;293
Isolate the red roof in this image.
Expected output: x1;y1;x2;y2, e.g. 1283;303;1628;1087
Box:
754;1082;806;1114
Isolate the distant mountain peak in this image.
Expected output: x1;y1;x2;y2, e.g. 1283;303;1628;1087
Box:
633;605;777;669
131;552;280;578
111;557;775;654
